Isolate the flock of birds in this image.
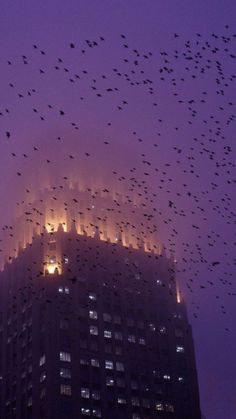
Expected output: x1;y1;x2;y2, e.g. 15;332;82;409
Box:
0;27;235;332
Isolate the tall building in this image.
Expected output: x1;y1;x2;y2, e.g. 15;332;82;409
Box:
0;187;201;419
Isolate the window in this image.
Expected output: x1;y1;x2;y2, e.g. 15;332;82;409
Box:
91;359;100;367
131;380;138;390
131;397;140;406
81;408;90;415
176;345;185;353
89;292;97;301
117;397;126;404
92;408;102;417
90;325;98;336
114;332;122;340
80;359;89;366
106;376;114;386
115;346;122;355
163;374;171;380
143;399;150;408
40;372;46;382
104;330;112;338
127;318;134;326
60;368;71;379
81;388;90;398
92;390;100;400
175;328;183;337
159;326;166;334
103;313;111;322
58;287;63;293
138;338;146;345
64;286;70;294
166;403;175;412
116;362;124;372
128;335;136;343
155;402;164;411
60;352;71;362
178;376;184;383
60;385;71;396
105;360;113;370
117;378;125;387
132;414;141;419
89;310;98;320
114;315;121;324
39;355;46;366
149;323;156;332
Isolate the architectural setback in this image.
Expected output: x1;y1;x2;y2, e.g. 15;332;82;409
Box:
0;228;201;419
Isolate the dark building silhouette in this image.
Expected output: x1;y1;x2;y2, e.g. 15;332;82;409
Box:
0;196;201;419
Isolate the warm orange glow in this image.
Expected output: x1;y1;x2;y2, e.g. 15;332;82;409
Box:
176;284;181;303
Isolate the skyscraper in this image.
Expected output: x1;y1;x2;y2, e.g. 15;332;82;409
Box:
0;187;201;419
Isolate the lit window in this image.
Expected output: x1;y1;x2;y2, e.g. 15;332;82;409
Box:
92;408;102;417
39;355;46;366
156;279;162;285
116;362;124;372
117;397;126;404
114;331;122;340
58;287;63;293
178;376;184;383
92;390;100;400
104;330;112;338
138;338;146;345
106;376;114;386
89;310;98;320
166;403;175;412
80;359;89;366
60;352;71;362
90;325;98;335
103;313;111;322
105;360;113;370
60;368;71;379
40;372;46;382
40;388;46;399
163;374;171;380
131;397;140;406
132;414;141;419
81;408;90;415
60;384;71;396
81;388;90;398
27;396;32;407
149;323;156;332
128;335;136;343
88;292;97;301
159;326;166;334
143;399;150;408
176;345;185;353
64;286;70;294
91;359;100;367
155;402;164;411
63;257;69;264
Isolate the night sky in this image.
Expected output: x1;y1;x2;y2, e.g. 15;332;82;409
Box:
0;1;236;418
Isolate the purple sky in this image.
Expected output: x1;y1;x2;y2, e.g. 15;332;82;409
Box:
1;1;236;418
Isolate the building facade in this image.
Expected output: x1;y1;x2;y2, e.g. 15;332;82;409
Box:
0;226;201;419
